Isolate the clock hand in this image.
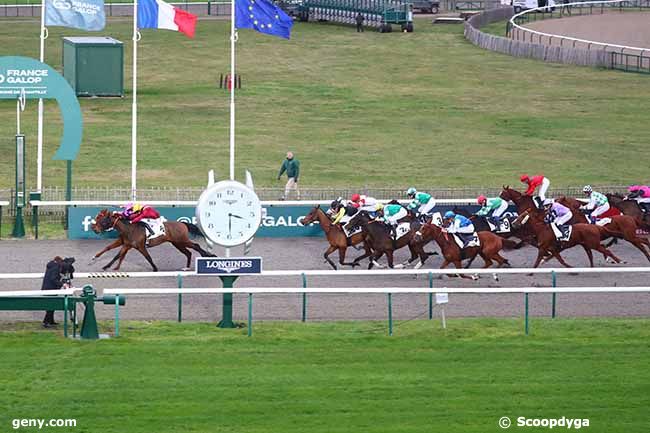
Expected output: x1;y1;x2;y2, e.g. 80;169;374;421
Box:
228;213;232;235
231;214;244;220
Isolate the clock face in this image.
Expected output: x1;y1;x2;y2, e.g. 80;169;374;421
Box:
195;180;262;247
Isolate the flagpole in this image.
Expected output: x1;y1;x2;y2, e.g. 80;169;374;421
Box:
229;0;236;182
37;0;46;193
131;0;139;201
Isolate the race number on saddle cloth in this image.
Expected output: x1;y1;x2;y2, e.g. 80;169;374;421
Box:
544;200;572;241
129;203;165;240
627;185;650;213
443;211;479;249
476;196;509;232
580;186;609;224
521;174;550;207
330;200;362;237
406;188;436;219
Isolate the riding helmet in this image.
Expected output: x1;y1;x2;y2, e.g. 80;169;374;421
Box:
583;185;593;194
477;195;487;205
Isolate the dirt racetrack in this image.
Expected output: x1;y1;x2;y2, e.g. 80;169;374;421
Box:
0;238;649;325
526;11;650;51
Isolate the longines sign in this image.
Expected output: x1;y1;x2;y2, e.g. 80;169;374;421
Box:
196;257;262;275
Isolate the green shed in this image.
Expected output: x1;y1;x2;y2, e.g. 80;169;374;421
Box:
62;36;124;97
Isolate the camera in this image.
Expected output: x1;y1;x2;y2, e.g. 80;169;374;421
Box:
60;257;75;285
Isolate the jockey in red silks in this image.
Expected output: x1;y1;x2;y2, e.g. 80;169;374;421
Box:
122;203;160;237
520;174;550;208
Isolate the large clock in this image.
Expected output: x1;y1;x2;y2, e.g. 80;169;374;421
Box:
195;180;262;247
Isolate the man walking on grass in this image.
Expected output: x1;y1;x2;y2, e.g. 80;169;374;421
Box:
278;151;300;200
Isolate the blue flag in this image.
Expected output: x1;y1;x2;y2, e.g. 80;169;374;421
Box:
45;0;106;31
235;0;293;39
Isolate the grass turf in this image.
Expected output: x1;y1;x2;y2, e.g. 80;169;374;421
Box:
0;318;649;432
1;17;649;190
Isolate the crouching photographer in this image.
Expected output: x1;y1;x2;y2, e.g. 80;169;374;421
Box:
41;256;75;328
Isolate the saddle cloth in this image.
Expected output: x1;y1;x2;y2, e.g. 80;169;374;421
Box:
393;222;411;240
453;233;480;249
140;218;165;240
595;217;612;226
551;224;572;241
430;212;443;227
487;219;511;233
342;221;362;238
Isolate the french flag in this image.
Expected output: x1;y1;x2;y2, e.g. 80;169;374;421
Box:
138;0;198;38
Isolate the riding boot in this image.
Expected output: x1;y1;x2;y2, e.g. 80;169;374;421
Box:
144;224;154;246
641;203;650;214
391;224;397;240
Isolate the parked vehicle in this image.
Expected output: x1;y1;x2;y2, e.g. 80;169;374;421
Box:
511;0;556;13
411;0;440;14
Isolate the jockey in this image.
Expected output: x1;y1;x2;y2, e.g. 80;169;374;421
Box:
443;211;475;248
626;185;650;213
119;202;136;219
381;203;408;237
544;199;572;240
520;174;550;207
579;185;609;224
331;198;358;225
406;187;436;219
475;195;508;227
350;193;378;214
128;203;161;237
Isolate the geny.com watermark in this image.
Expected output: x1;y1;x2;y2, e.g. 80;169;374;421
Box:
12;419;77;430
499;416;590;429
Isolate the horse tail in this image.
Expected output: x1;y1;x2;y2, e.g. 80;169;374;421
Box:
182;222;204;238
501;238;521;250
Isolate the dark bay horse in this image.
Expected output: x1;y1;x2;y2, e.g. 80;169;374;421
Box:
301;206;371;269
513;208;623;268
607;193;650;230
91;209;212;271
556;196;650;262
346;211;433;269
414;223;518;280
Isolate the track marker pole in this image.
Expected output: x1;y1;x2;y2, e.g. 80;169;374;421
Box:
301;272;307;322
177;274;183;323
388;293;393;336
551;271;557;318
428;272;433;320
115;295;120;337
247;293;252;337
524;292;529;335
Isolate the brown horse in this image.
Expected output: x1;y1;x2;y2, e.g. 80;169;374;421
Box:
607;193;650;230
301;206;371;270
413;223;517;279
513;208;623;268
91;209;212;271
556;196;650;262
346;211;433;269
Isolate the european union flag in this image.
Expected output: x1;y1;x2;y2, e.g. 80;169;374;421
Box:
235;0;294;39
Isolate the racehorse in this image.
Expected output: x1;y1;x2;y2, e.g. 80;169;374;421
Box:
301;206;372;269
346;211;434;269
556;197;650;262
413;222;518;279
90;209;212;271
513;208;623;268
452;206;529;248
499;186;538;215
607;193;650;230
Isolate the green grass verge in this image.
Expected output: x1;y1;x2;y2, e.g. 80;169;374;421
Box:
1;17;649;190
1;318;649;432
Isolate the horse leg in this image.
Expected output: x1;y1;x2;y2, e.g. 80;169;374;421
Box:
532;249;546;268
111;245;133;271
92;239;123;262
594;245;622;264
172;242;193;270
551;251;572;268
626;238;650;263
454;260;476;280
369;251;384;270
338;247;359;268
133;245;158;272
579;245;594;267
102;249;124;271
190;242;212;257
352;244;373;266
323;245;338;270
385;250;397;269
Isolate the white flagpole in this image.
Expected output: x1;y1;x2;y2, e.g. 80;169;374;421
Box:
131;0;139;201
229;0;236;181
37;0;46;193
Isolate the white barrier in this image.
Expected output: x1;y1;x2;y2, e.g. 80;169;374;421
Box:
1;266;649;280
510;0;650;55
0;288;76;297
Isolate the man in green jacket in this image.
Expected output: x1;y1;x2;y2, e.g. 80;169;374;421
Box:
278;151;301;200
